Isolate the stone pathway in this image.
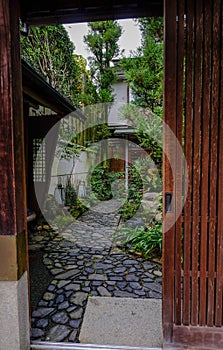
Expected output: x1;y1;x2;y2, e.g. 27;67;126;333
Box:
29;200;162;343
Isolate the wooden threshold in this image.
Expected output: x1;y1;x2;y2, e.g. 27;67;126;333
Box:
31;342;162;350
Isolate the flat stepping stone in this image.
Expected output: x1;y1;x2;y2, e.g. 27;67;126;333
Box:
79;297;162;347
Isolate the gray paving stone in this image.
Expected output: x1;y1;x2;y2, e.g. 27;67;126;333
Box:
32;328;44;338
149;290;162;298
88;273;107;280
70;292;88;306
56;294;64;303
56;269;81;280
109;276;123;281
134;289;146;296
129;282;141;290
114;267;126;273
94;262;113;269
125;274;139;282
52;311;69;324
85;267;94;273
58;301;70;310
97;286;112;296
153;270;162;277
67;306;78;312
48;284;56;292
32;308;54;318
123;259;138;265
36;318;49;328
51;268;64;275
56;289;63;294
144;282;162;293
38;301;48;307
69;330;78;342
113;290;136;297
47;325;71;342
70;308;83;319
64;283;81;291
65;291;73;298
69;319;81;328
92;281;102;286
58;280;71;288
117;282;127;289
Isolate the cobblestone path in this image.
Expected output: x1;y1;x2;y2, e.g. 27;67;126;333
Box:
29;200;162;343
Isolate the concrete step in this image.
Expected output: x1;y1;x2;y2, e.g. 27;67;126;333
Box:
79;297;162;348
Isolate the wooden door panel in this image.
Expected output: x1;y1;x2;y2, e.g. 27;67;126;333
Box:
163;0;223;348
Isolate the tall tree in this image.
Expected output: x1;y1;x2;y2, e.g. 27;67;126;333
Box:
73;54;99;106
20;25;81;102
83;21;123;102
121;17;163;112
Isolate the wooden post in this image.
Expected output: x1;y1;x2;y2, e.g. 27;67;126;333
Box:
0;0;29;349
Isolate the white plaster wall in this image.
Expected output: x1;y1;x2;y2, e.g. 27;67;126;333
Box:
109;81;129;127
0;272;30;350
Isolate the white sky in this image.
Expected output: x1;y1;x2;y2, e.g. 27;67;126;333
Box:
64;19;141;60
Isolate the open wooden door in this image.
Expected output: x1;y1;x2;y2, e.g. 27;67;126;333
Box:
163;0;223;348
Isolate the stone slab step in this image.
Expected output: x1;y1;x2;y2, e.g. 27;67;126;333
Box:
79;297;162;348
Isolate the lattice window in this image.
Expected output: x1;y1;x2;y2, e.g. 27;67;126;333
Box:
33;138;46;182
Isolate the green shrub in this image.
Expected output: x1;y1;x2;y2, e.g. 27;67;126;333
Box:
68;198;87;218
90;162;124;201
118;222;162;259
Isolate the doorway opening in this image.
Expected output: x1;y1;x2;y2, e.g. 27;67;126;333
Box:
25;16;164;350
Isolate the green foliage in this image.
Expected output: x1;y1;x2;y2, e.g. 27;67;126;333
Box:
121;18;163;112
63;179;87;218
120;105;163;168
68;198;87;218
20;25;81;102
118;199;142;221
84;21;123;102
54;215;74;230
118;222;162;259
72;54;99;106
64;179;77;207
90;163;123;201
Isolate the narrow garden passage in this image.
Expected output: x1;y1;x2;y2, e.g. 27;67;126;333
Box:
29;200;162;344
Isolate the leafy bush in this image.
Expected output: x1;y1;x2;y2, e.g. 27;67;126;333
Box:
118;199;142;221
118;222;162;259
68;198;87;218
90;162;124;201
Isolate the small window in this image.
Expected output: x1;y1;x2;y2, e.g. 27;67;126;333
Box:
33;138;46;182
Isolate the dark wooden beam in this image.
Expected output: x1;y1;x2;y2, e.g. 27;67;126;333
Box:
20;0;163;25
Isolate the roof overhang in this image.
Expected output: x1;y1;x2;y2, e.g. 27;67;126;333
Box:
20;0;163;26
22;60;86;120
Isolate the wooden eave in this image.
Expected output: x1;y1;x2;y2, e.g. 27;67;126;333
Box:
22;59;76;115
20;0;163;26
